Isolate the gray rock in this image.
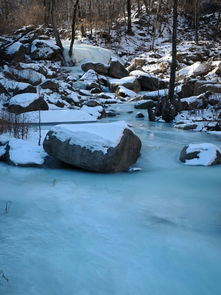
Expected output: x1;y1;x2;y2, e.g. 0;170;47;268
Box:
30;39;61;60
41;80;59;91
134;100;156;109
109;60;129;79
110;76;141;92
180;143;221;166
81;62;109;75
130;70;167;91
43;122;142;173
136;112;145;118
7;95;48;114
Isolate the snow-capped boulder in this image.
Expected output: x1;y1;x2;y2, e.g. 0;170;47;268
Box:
41;80;59;91
43;121;142;173
108;59;129;79
179;143;221;166
80;69;101;90
81;62;109;75
178;62;212;80
134;100;156;109
110;76;141;92
4;67;46;86
194;81;221;96
0;137;46;167
80;105;105;119
30;39;61;60
116;86;138;99
7;93;48;114
0;78;36;95
129;70;167;91
5;41;26;62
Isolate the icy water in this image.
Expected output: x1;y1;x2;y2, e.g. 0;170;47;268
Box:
0;104;221;295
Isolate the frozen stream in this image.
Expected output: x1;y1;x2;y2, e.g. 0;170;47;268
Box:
0;103;221;295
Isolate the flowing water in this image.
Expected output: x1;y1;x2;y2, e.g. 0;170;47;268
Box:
0;103;221;295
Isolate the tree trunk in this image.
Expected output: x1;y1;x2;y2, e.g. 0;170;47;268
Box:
168;0;178;107
194;0;199;45
49;0;63;50
127;0;133;34
69;0;80;57
162;0;178;123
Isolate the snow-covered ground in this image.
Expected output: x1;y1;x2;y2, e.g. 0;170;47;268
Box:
0;103;221;295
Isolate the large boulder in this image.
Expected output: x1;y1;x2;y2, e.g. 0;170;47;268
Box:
0;137;46;167
129;70;167;91
81;62;109;75
7;93;48;114
30;39;61;60
4;41;26;63
134;100;156;109
177;62;212;80
43;121;142;172
108;59;129;78
180;143;221;166
4;67;46;86
194;81;221;96
110;76;141;92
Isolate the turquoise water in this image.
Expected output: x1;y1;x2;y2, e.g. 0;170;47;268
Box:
0;104;221;295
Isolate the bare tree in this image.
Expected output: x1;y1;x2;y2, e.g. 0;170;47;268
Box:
69;0;81;57
162;0;178;123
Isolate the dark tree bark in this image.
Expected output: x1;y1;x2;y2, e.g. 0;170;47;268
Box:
127;0;133;34
69;0;81;57
162;0;178;123
194;0;199;45
48;0;63;50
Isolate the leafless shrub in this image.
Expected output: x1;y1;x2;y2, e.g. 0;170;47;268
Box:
0;110;30;139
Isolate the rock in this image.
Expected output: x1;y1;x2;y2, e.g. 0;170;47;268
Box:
4;67;46;86
175;123;197;130
130;70;167;91
116;86;137;99
136;112;144;118
0;78;36;95
109;59;129;78
178;62;212;80
180;96;202;110
41;80;59;91
5;42;26;63
30;39;61;60
127;58;146;72
7;93;49;114
1;138;46;167
91;87;102;94
81;62;109;75
110;76;141;92
43;121;142;173
180;143;221;166
181;79;197;98
194;81;221;96
134;100;156;109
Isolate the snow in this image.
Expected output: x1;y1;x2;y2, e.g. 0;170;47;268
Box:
80;105;103;119
80;69;98;82
185;143;221;166
31;39;60;58
8;138;46;166
63;42;124;65
178;62;211;79
0;78;32;92
9;93;39;107
117;86;138;98
48;121;130;154
6;41;23;55
27;109;97;124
